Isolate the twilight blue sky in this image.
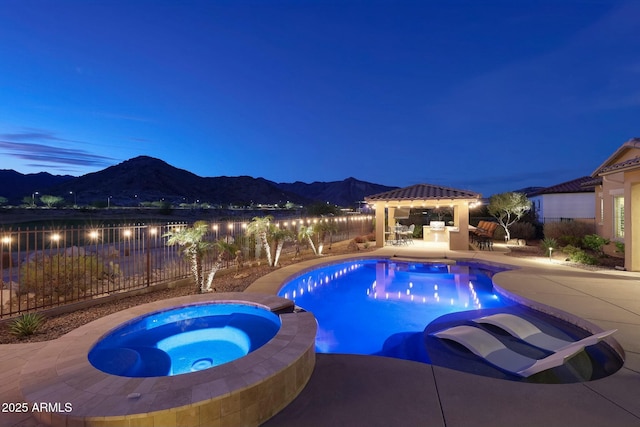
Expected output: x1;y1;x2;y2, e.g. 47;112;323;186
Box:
1;0;639;197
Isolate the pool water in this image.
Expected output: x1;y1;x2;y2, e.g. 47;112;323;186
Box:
88;303;281;377
279;259;513;361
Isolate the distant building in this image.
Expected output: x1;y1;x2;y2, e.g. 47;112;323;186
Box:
529;176;595;223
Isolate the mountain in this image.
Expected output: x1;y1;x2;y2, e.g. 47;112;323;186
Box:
1;156;395;207
277;177;397;208
46;156;309;206
0;170;74;202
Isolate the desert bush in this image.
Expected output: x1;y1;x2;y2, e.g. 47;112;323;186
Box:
570;250;597;265
561;245;597;265
354;235;367;244
509;222;536;240
10;313;45;337
19;253;106;298
366;232;376;241
540;237;558;255
543;221;595;247
582;234;609;255
561;244;580;256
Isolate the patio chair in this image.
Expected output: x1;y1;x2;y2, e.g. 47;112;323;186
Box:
473;313;617;352
470;221;498;250
431;325;588;377
399;224;415;244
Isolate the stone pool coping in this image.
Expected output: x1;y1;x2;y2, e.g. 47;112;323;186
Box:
18;292;316;427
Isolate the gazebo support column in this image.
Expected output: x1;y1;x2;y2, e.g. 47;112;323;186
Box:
448;203;470;250
375;203;386;247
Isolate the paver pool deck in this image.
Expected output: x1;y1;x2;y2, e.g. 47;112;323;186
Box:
3;242;640;426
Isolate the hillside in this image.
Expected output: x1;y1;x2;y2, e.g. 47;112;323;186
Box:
0;156;396;207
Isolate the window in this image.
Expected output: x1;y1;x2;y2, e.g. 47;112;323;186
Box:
614;196;624;239
599;197;604;225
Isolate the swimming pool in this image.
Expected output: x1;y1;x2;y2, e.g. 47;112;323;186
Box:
279;258;514;361
89;302;281;377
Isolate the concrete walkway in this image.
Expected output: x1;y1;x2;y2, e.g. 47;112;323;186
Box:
253;243;640;427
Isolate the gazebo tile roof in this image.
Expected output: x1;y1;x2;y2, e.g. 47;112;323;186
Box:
365;183;480;202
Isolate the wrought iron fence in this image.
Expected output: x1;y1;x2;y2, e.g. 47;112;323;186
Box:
0;215;373;318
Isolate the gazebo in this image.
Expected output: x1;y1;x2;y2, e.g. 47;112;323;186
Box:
365;183;482;249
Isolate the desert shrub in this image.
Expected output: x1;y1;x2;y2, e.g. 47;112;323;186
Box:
540;237;558;255
509;222;536;240
558;235;583;247
10;313;45;337
366;233;376;241
19;253;106;298
353;235;367;244
562;244;580;256
543;221;595;247
561;245;597;265
570;250;597;265
582;234;609;255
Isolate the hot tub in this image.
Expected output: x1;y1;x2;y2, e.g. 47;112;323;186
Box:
88;303;281;377
20;293;316;427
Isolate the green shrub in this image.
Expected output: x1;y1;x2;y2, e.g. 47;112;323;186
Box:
615;241;625;253
558;235;583;247
509;222;536;240
570;250;597;265
19;253;106;298
562;245;597;265
10;313;45;337
543;221;595;247
562;244;580;256
582;234;609;254
540;237;558;255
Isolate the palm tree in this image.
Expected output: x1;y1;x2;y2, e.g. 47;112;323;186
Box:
203;239;238;290
314;220;338;255
164;221;213;293
271;227;293;267
298;225;318;256
245;216;274;267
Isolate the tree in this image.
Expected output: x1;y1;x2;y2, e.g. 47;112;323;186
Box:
40;195;64;208
203;239;238;289
245;216;274;267
271;227;293;267
164;221;214;293
298;225;318;256
487;192;532;241
0;196;7;206
314;220;338;254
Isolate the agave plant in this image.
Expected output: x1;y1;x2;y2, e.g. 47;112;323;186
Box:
10;312;45;337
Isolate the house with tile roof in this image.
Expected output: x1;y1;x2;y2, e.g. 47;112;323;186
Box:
529;176;595;223
590;138;640;271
